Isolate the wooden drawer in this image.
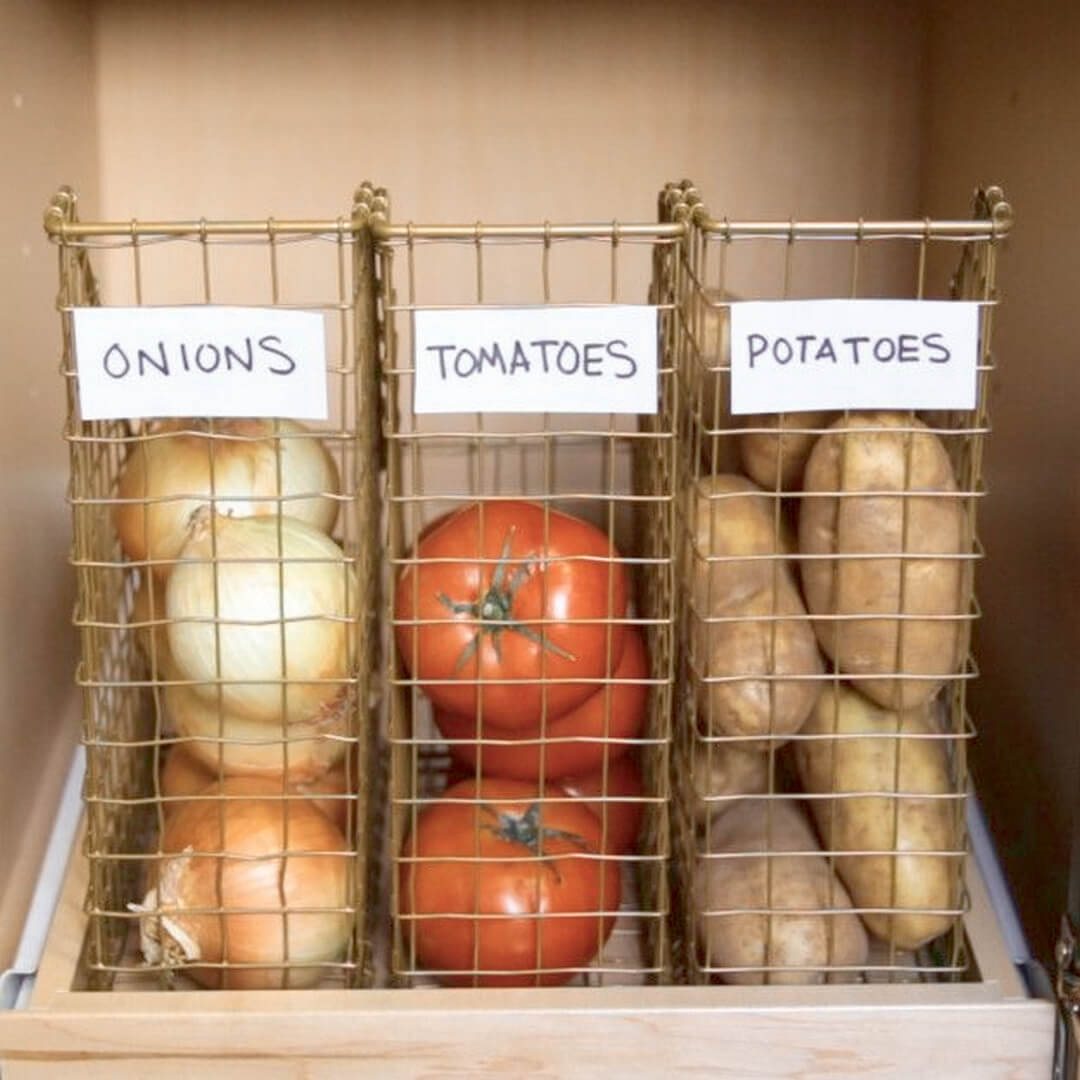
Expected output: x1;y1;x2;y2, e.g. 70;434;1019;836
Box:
0;799;1055;1079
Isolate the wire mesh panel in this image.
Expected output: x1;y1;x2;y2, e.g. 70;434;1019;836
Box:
377;204;680;988
47;185;381;991
665;180;1011;985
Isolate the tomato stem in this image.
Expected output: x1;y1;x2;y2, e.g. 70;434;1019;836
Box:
481;803;591;878
436;526;577;672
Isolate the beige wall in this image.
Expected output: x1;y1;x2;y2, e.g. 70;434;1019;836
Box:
922;1;1080;965
0;0;97;965
90;0;922;226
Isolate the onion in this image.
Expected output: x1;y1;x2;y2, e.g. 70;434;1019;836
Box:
166;510;357;723
159;744;353;832
164;682;349;783
131;776;350;989
132;573;174;674
115;418;340;577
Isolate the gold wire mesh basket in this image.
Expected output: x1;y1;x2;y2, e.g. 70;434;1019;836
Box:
375;202;681;987
663;180;1012;986
45;176;1010;999
48;184;382;991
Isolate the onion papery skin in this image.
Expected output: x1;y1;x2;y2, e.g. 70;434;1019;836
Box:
159;744;353;832
132;573;174;675
165;512;357;724
164;684;350;784
115;418;340;578
139;776;350;990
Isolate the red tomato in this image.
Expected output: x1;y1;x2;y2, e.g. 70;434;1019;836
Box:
398;778;621;987
559;754;645;855
442;754;645;855
434;627;649;781
395;501;628;730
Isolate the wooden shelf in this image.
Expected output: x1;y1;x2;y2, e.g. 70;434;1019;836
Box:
0;813;1056;1079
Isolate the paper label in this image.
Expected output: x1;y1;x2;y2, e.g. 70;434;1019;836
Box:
728;299;980;414
412;305;658;414
73;306;328;421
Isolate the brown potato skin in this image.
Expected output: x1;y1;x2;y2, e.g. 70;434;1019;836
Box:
738;411;834;491
691;741;770;828
792;683;961;950
694;798;869;984
683;474;824;748
798;412;969;710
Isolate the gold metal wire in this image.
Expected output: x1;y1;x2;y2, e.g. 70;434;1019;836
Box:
49;184;379;991
48;176;1010;996
379;204;680;988
669;182;1010;987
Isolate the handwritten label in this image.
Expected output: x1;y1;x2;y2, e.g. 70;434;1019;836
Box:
73;306;328;421
729;299;980;414
412;305;658;415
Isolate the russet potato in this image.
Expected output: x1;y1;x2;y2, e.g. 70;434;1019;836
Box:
690;740;771;827
682;474;824;748
792;683;961;950
694;797;869;984
738;411;834;491
798;411;970;710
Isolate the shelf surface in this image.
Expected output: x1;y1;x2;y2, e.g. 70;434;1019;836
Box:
0;803;1057;1080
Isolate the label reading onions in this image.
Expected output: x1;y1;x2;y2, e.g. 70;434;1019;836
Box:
72;306;329;421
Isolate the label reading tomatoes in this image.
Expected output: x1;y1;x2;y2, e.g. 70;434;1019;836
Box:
412;305;658;415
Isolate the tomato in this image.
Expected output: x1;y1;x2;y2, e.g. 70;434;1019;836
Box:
559;754;645;855
398;778;622;987
442;753;645;855
434;627;649;781
394;500;628;730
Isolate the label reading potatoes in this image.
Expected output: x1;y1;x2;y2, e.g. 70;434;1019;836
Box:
73;306;328;421
729;299;980;414
412;305;658;415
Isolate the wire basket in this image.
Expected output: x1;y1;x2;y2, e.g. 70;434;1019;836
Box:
376;200;680;987
665;181;1011;985
48;185;382;991
46;176;1010;998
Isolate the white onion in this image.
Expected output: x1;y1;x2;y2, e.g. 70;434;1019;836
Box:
165;682;349;783
166;510;357;723
115;418;340;577
159;744;353;833
132;776;350;990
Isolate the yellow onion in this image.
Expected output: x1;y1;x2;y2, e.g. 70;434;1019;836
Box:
131;776;350;989
115;418;340;577
132;573;174;674
159;743;353;832
166;510;357;723
165;682;349;783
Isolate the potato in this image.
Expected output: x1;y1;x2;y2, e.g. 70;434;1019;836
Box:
683;474;824;747
738;411;834;491
691;741;770;828
798;411;969;710
792;683;961;950
694;798;869;984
